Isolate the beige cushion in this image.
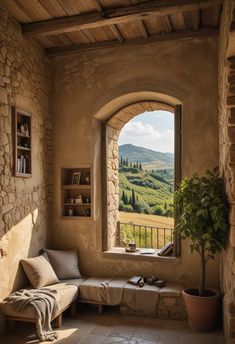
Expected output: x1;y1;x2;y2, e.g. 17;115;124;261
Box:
21;253;59;288
45;249;82;280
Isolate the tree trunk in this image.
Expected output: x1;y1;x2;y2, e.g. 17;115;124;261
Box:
199;244;206;296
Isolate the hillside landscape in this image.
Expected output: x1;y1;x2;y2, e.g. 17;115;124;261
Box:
119;144;174;218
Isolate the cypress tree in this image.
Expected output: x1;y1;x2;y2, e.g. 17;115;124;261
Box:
121;190;125;203
131;188;136;207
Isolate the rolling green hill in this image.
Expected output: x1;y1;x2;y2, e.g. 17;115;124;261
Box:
119;144;173;169
119;165;174;217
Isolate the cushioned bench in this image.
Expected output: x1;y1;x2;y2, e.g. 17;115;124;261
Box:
78;277;186;320
0;250;186;338
0;279;83;328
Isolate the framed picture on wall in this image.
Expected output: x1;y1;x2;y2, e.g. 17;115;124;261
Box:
71;172;81;185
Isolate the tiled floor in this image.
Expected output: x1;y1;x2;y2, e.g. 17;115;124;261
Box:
1;307;225;344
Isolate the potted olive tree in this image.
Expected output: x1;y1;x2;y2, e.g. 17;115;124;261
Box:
174;168;228;332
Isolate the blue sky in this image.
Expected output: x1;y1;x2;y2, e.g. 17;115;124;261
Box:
118;110;174;153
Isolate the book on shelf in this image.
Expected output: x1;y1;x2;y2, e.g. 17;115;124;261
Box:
17;155;28;174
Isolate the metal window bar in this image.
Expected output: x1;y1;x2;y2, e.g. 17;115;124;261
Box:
119;222;173;249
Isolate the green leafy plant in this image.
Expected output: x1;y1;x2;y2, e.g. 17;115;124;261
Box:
174;168;228;296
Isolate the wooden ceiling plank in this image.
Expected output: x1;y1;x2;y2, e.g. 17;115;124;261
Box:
92;0;103;12
65;31;90;44
15;0;52;21
170;12;186;30
46;27;218;57
137;20;149;38
56;0;81;15
37;0;67;17
0;0;32;22
22;0;223;37
191;10;200;31
109;24;124;42
82;29;97;43
163;15;173;32
212;5;221;26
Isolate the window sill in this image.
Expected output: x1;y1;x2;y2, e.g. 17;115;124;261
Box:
103;247;181;262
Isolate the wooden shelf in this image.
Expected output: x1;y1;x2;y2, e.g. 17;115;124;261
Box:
64;203;91;206
61;216;92;220
13;107;32;177
61;167;92;219
15;172;31;178
17;146;31;151
17;132;30;138
62;184;91;190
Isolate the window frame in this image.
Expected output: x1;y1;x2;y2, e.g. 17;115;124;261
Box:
101;104;182;256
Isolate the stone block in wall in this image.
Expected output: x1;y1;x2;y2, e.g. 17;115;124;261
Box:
0;87;7;104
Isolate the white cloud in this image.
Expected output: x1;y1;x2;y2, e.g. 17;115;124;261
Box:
119;121;174;153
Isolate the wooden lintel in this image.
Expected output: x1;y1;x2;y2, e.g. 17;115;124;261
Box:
22;0;223;37
45;28;218;58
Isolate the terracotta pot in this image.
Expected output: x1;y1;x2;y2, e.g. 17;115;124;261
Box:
183;288;220;332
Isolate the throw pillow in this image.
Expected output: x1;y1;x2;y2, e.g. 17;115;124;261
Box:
44;249;82;280
21;253;59;288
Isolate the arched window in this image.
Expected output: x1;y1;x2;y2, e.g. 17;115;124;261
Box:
101;101;181;256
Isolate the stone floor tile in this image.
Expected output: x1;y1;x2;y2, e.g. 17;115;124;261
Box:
0;308;225;344
79;334;105;344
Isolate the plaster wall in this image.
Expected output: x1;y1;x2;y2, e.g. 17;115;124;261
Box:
0;8;53;331
52;36;219;289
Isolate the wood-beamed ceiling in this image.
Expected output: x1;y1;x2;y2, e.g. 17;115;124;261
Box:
0;0;223;57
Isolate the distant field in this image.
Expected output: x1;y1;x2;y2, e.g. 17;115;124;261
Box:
142;162;174;171
119;211;174;228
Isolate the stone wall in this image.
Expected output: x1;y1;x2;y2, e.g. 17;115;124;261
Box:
0;7;53;332
106;125;120;249
219;2;235;343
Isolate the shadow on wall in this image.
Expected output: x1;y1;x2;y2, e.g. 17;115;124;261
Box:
0;203;48;295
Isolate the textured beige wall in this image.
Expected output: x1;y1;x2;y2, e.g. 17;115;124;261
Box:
52;35;220;289
0;7;53;331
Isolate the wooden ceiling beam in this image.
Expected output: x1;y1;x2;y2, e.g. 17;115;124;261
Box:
45;27;218;58
92;0;124;43
22;0;223;37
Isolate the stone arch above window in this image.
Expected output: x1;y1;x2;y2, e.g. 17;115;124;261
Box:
107;101;175;130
